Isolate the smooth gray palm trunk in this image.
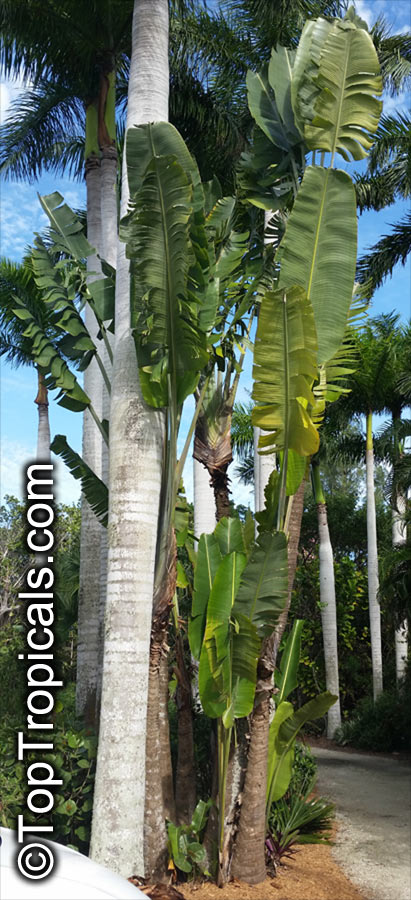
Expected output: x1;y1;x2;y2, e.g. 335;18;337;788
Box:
392;493;408;682
96;147;118;710
317;501;341;737
254;427;273;513
366;415;383;700
193;457;216;542
76;160;104;723
90;0;169;878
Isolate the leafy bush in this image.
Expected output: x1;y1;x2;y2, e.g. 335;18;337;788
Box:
335;677;411;752
289;741;317;794
167;799;211;879
0;619;26;722
0;685;96;852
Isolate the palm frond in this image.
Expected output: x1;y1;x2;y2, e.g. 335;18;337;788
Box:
235;454;255;486
0;80;85;182
371;16;411;96
356;213;411;299
50;434;108;527
231;401;254;458
355;171;397;212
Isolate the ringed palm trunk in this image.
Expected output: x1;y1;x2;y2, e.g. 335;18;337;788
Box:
96;135;118;714
231;477;306;884
76;157;104;725
312;465;341;737
366;411;383;700
35;370;50;460
90;0;168;878
392;491;408;682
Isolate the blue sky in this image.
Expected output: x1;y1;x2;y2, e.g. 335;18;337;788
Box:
0;0;410;506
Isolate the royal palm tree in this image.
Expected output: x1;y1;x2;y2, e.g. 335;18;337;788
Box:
373;320;411;680
335;317;403;699
89;0;169;880
0;0;128;721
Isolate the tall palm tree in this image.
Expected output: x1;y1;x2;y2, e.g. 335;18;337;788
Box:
336;317;402;699
90;0;169;880
0;0;128;721
373;320;411;680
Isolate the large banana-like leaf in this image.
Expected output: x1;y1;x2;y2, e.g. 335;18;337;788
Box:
125;123;222;403
50;435;108;526
205;195;235;238
126;121;203;209
291;17;334;136
268;46;301;143
247;61;299;152
126;123;215;335
252;284;319;456
121;154;208;407
312;289;365;422
266;700;294;806
293;18;382;161
223;613;260;727
198;551;247;717
278;166;357;367
38;192;94;260
214;516;245;556
285;449;307;496
233;531;288;638
267;692;337;809
189;533;222;660
276;619;304;703
35;198;115;332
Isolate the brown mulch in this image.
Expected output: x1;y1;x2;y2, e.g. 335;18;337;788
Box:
137;824;368;900
178;842;367;900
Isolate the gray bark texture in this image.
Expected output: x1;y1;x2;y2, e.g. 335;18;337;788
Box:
90;0;169;878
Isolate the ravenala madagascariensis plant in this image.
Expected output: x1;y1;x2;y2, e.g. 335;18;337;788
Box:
231;8;382;885
10;5;383;886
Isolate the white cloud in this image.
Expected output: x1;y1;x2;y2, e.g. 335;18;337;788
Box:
354;0;373;27
354;0;411;30
0;185;49;259
383;92;408;115
1;439;80;506
0;74;32;125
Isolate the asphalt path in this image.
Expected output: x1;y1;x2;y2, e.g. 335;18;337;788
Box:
311;746;411;900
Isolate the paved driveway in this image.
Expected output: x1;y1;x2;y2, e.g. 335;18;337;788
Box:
312;746;411;900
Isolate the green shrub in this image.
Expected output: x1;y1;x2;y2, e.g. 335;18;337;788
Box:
0;684;96;852
289;741;317;794
0;620;26;723
335;676;411;752
167;799;211;880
